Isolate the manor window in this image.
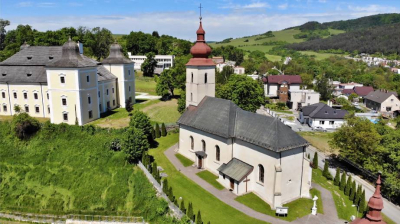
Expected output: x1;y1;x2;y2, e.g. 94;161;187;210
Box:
88;96;91;104
107;89;109;95
2;92;5;98
86;75;90;83
3;105;7;112
25;106;29;113
48;106;50;114
129;86;131;92
63;113;68;121
89;110;93;119
259;165;264;183
128;70;131;76
216;145;220;161
34;93;38;100
46;93;49;100
98;91;100;97
13;92;17;99
191;73;193;83
35;106;39;113
112;88;115;93
62;98;67;106
113;100;115;106
60;76;65;84
190;136;194;150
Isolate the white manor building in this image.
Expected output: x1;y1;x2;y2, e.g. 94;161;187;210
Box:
127;53;174;74
0;39;135;125
177;19;312;209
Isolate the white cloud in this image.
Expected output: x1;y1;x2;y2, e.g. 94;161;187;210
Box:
37;2;56;8
16;1;32;7
348;4;397;13
220;1;270;10
278;3;289;10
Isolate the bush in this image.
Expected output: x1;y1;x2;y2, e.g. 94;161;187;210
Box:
123;127;149;163
345;175;352;196
178;92;186;114
129;110;153;140
187;202;194;221
340;172;347;191
11;113;40;140
180;199;186;214
349;181;356;201
196;210;202;224
334;168;340;186
125;99;133;112
109;138;122;151
323;161;332;180
155;123;161;138
161;123;167;137
312;152;318;169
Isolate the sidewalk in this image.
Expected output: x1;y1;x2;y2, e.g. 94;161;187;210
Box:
165;144;345;224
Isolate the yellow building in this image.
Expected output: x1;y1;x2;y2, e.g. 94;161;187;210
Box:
0;39;135;125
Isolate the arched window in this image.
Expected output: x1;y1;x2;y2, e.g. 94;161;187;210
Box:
216;145;220;161
205;73;208;83
191;73;193;83
202;140;206;152
190;136;194;150
258;165;264;183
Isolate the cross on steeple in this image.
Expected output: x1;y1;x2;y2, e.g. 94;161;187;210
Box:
199;3;203;21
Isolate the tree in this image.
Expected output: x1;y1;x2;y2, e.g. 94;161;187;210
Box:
330;116;382;165
156;55;189;97
178;92;186;114
216;75;264;112
168;186;174;202
340;172;347;191
312;152;318;169
196;210;202;224
155;123;161;138
350;181;356;201
125;99;133;112
11;113;40;140
187;202;194;221
129;110;153;141
14;105;21;113
359;190;366;214
180;199;186;214
355;184;362;205
212;45;244;65
123;127;149;163
323;161;332;180
151;128;156;140
141;52;157;77
345;175;352;196
84;27;114;60
152;31;160;38
162;178;169;194
216;66;234;84
0;19;10;50
348;93;358;102
314;74;333;101
161;123;167;137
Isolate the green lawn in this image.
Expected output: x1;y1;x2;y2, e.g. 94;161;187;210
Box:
135;73;157;95
299;51;344;60
196;170;224;190
265;54;282;62
148;134;268;224
235;189;323;221
175;153;194;167
298;132;337;154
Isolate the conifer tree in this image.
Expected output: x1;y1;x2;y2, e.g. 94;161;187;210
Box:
323;161;332;180
180;199;186;214
207;222;210;224
355;185;362;205
155;123;161;138
359;190;366;214
349;181;356;201
151;128;156;140
196;210;202;224
312;152;318;169
168;186;174;201
340;172;347;191
345;175;352;196
334;168;341;186
187;202;194;221
162;178;168;194
161;123;167;136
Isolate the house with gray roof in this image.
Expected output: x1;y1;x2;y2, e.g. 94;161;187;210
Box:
299;103;348;130
364;89;400;114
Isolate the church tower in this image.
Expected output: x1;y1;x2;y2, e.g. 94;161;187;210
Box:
186;17;216;107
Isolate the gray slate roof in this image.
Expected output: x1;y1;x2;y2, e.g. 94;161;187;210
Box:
101;43;133;64
217;158;253;182
178;97;309;152
301;103;348;119
0;45;116;83
364;90;398;103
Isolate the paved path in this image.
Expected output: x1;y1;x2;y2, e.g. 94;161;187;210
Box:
307;147;400;223
135;92;161;100
165;144;345;224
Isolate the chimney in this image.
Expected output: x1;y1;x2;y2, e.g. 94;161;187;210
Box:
77;41;83;54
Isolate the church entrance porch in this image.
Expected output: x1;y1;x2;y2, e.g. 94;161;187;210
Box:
195;151;207;169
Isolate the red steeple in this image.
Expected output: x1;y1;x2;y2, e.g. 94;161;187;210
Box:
187;18;215;66
352;175;386;224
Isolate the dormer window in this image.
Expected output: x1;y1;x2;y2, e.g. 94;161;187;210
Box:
27;73;32;77
49;56;54;60
27;56;32;60
334;111;337;114
2;73;6;76
325;111;328;114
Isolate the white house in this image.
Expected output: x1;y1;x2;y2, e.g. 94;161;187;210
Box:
177;18;312;209
262;75;302;98
127;53;174;74
289;90;320;110
364;89;400;115
216;61;245;74
299;103;348;130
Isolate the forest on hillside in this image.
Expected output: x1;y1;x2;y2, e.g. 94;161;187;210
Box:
287;23;400;55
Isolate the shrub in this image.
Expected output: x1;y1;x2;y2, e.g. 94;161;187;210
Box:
178;92;186;114
125;99;133;112
109;138;122;151
187;202;194;221
334;168;341;186
355;185;362;205
349;181;356;201
155;123;161;138
196;210;202;224
161;123;167;137
151;128;156;140
345;175;352;196
312;152;318;169
129;110;153;140
123;127;149;163
323;161;332;180
180;199;186;214
162;178;169;194
11;113;40;140
340;172;347;191
359;190;366;214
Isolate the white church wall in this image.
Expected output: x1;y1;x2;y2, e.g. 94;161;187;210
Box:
280;147;306;203
233;139;279;205
178;125;231;174
186;66;216;107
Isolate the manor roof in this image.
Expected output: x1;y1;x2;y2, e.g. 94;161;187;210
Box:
178;97;309;152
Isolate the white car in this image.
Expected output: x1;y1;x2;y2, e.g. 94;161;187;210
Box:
313;126;327;132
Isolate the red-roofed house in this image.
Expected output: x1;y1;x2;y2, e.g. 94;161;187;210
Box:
354;86;374;97
263;75;302;99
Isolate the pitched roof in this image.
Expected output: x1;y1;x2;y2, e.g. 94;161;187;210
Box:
217;158;253;182
265;75;302;84
178;97;309;152
364;90;398;103
301;103;348;119
101;43;133;64
0;66;47;83
97;66;117;81
0;46;62;66
354;86;374;96
342;89;355;95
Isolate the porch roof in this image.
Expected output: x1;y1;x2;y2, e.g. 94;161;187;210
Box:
217;158;253;182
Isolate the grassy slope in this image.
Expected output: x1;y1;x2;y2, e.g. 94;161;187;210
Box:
298;132;337;155
209;28;345;60
196;171;224;190
148;134;268;224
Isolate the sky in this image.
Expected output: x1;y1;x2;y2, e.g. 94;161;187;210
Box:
1;0;400;41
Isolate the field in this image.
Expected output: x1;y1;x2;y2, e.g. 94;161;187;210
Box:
0;121;174;223
148;134;268;224
298;132;338;154
135;72;157;96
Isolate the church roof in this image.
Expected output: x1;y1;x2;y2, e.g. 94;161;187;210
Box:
186;20;215;67
178;97;309;152
217;158;253;182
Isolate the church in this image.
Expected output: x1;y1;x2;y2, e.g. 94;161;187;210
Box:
0;39;135;125
177;19;312;209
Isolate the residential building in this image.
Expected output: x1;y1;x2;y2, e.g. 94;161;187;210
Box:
299;103;348;130
211;56;224;64
0;39;135;125
334;82;363;96
178;18;311;209
364;89;400;113
262;75;302;99
215;60;245;75
342;86;374;98
127;53;174;74
234;66;245;74
289;90;320;110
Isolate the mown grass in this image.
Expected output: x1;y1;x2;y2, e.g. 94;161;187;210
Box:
0;121;176;223
148;134;269;224
196;170;224;190
141;99;180;125
175;153;194;167
298;132;337;154
235;188;323;221
299;51;344;60
135;72;157;95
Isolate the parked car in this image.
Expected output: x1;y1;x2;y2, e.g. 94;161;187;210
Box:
313;126;327;132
